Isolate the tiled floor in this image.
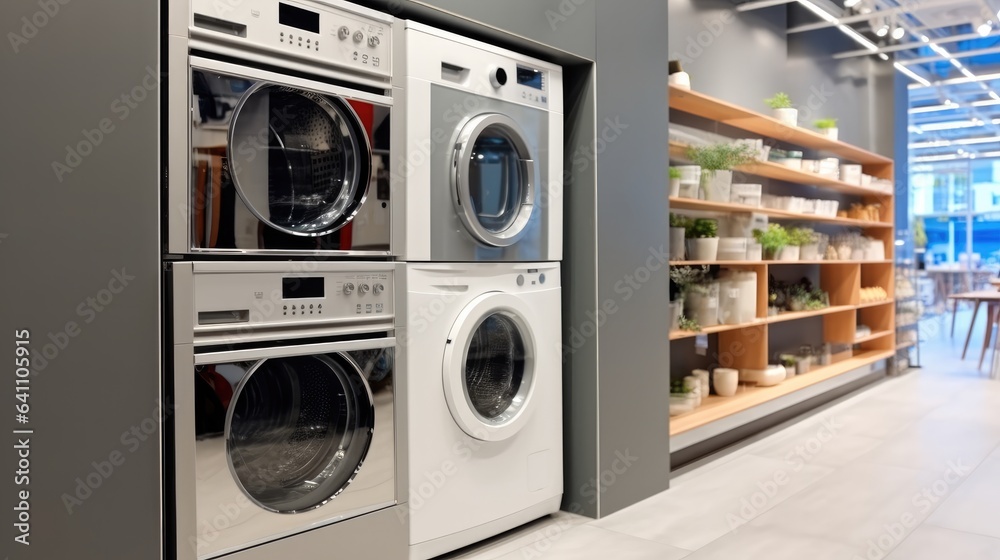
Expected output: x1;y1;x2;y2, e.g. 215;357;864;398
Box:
439;312;1000;559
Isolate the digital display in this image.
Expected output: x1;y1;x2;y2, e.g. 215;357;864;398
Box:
279;3;319;33
283;277;324;299
516;65;544;90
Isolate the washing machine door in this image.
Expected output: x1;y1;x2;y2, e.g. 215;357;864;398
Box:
452;114;536;247
443;292;538;442
223;353;375;513
227;82;371;237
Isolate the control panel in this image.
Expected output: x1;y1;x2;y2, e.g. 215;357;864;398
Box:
191;0;391;78
192;268;394;328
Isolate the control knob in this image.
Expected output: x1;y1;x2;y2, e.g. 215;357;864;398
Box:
338;26;350;40
490;67;508;88
359;283;370;294
373;283;384;295
353;30;365;43
368;35;380;47
343;283;355;295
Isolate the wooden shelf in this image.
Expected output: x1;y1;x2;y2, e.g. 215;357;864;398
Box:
853;330;894;344
669;196;891;228
670;141;893;197
668;350;894;435
856;300;893;309
669;305;858;340
668;86;893;167
768;305;855;324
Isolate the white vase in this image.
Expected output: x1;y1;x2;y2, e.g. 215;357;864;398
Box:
686;237;719;261
701;170;733;202
693;369;711;399
713;368;739;397
784;366;796;380
800;243;819;261
669;71;691;89
669;300;682;331
797;357;812;375
685;284;720;327
670;227;686;261
777;246;800;261
820;127;838;141
683;376;702;406
746;242;763;262
773;107;798;127
669;177;681;197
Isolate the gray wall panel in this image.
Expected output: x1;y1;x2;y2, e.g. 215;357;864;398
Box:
0;0;162;558
668;0;787;110
594;0;672;516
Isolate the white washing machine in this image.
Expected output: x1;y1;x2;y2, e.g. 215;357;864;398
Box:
170;262;405;560
396;262;563;560
392;22;564;262
167;0;395;257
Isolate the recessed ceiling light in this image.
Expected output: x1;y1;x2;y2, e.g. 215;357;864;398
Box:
844;0;861;7
979;21;993;37
892;25;905;40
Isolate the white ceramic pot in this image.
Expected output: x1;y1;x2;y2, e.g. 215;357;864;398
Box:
701;170;733;202
800;243;819;261
669;393;697;416
773;107;798;127
670;227;686;261
820;127;838;141
717;237;749;261
683;376;702;406
669;299;683;331
669;71;691;89
797;357;812;375
746;242;763;262
669;177;681;197
685;283;720;327
713;368;739;397
740;365;786;387
693;369;711;400
784;366;796;380
777;246;800;261
687;237;719;261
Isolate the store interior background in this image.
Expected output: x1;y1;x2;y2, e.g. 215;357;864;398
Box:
6;0;1000;557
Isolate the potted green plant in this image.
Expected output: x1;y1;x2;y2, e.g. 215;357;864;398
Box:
669;167;682;197
787;284;809;312
790;227;820;260
686;218;719;261
685;282;720;328
668;59;691;90
779;354;797;380
687;143;757;202
669;380;698;416
753;223;790;261
765;92;797;126
669;213;690;261
669;265;708;331
814;118;838;140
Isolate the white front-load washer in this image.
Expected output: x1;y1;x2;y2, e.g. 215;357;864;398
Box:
396;262;563;560
392;22;564;262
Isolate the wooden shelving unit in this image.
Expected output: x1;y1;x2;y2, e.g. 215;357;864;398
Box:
667;86;896;439
669;141;893;198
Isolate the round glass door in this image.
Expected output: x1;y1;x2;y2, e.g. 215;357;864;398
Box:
452;114;536;247
226;354;374;513
228;83;371;237
443;293;537;442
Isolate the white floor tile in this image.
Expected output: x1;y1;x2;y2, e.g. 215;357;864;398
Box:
855;416;1000;473
885;525;1000;559
437;512;590;560
490;525;690;560
592;455;833;550
926;456;1000;539
679;525;859;560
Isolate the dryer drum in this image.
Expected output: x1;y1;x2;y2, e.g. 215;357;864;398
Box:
464;314;527;420
226;354;375;514
227;83;371;237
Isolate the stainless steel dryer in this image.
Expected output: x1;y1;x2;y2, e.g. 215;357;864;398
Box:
169;262;404;559
167;0;394;257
